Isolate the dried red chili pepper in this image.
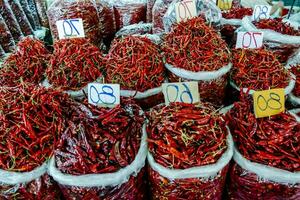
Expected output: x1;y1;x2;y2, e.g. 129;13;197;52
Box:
7;0;34;36
290;65;300;97
264;43;300;64
228;163;300;200
222;7;253;19
46;38;105;91
0;37;49;86
226;95;300;172
254;18;300;36
47;0;101;46
0;13;15;52
231;48;290;91
152;0;173;33
0;0;23;42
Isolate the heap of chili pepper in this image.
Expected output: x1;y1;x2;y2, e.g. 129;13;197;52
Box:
46;38;105;91
290;65;300;97
254;18;300;36
231;48;290;90
147;102;228;169
228;163;300;199
0;83;69;172
226;96;300;172
163;17;231;72
55;98;145;175
222;7;253;19
105;36;165;92
0;37;49;86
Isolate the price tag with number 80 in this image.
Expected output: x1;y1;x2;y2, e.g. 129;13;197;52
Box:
56;18;85;39
88;83;120;108
162;82;200;105
253;88;285;118
252;5;271;21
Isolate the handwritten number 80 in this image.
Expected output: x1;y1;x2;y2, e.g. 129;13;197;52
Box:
254;5;269;21
257;92;282;111
90;85;116;105
166;83;193;103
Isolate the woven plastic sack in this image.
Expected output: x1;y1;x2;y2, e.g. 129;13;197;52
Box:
7;0;34;36
0;13;15;52
242;16;300;44
112;0;147;31
27;0;41;28
34;0;49;28
48;125;148;200
152;0;172;34
165;62;232;106
163;0;222;33
47;0;101;46
0;162;61;199
148;133;233;200
19;0;37;30
146;0;156;22
228;146;300;200
0;0;23;42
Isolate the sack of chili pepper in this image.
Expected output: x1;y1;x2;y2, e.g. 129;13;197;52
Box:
147;102;233;200
48;99;148;199
230;48;295;97
0;83;72;199
0;13;15;53
112;0;147;31
146;0;155;22
27;0;41;29
0;0;23;42
19;0;37;30
44;38;105;99
115;23;153;38
242;16;300;44
105;35;165;109
0;36;49;87
34;0;49;28
47;0;101;46
163;17;231;106
152;0;172;34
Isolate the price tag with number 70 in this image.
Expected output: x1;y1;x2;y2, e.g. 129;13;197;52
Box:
88;83;120;108
236;31;264;49
162;82;200;105
56;18;85;39
175;0;197;23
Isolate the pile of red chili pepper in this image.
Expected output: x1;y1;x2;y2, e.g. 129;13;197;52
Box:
222;7;253;19
106;36;165;92
228;163;300;199
0;37;49;87
226;96;300;172
163;17;231;72
290;65;300;97
254;18;300;36
0;83;69;172
46;38;105;91
231;48;290;90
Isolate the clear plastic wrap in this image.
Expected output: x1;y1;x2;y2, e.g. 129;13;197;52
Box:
27;0;41;28
152;0;172;34
0;45;5;58
34;0;49;28
264;42;300;64
146;0;155;22
20;0;37;30
113;0;147;31
0;0;23;42
47;0;101;46
0;13;15;52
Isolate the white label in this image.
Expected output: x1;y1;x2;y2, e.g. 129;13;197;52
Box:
236;31;264;49
56;18;85;39
175;0;197;22
162;82;200;105
88;83;120;107
252;5;271;21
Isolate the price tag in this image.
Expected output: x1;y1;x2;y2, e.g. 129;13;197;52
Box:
253;88;285;118
56;18;85;39
217;0;232;10
235;31;263;49
252;5;271;21
175;0;197;22
88;83;120;107
162;82;200;105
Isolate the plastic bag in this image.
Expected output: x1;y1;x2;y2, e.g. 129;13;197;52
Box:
113;0;147;31
115;23;152;37
0;45;5;59
228;147;300;200
27;0;41;28
264;42;300;64
20;0;37;30
287;50;300;106
147;134;233;200
0;0;23;42
7;0;34;36
0;163;61;199
34;0;49;28
163;0;222;33
146;0;155;22
0;13;15;52
152;0;173;34
47;0;101;46
95;0;116;41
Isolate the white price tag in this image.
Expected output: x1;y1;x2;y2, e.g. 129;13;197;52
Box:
56;18;85;39
236;31;264;49
88;83;120;107
162;82;200;105
175;0;197;22
252;5;271;21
